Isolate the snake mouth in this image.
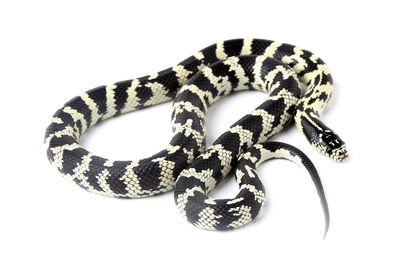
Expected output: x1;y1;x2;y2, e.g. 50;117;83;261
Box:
331;145;348;162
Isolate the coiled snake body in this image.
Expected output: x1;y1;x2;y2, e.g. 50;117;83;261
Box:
45;39;347;234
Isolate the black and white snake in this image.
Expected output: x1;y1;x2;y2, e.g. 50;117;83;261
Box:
45;38;347;234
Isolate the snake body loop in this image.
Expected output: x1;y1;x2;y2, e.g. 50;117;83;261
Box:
45;39;347;233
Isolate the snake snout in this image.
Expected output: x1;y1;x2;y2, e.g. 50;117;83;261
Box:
331;145;348;162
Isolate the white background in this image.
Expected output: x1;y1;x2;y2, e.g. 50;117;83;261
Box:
1;0;399;266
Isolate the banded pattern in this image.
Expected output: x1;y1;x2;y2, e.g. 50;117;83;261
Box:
45;39;347;233
175;141;329;234
173;56;329;232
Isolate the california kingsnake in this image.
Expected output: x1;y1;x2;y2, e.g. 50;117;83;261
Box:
45;39;347;234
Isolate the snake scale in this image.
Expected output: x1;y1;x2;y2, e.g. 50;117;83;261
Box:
45;38;347;234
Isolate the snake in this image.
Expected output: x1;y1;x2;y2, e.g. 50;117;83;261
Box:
45;38;347;234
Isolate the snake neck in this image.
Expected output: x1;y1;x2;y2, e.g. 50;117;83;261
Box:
292;66;348;162
295;109;348;162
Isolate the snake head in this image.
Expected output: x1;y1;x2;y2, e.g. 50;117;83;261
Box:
299;114;348;162
317;129;348;162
